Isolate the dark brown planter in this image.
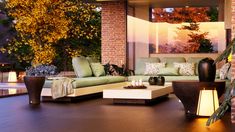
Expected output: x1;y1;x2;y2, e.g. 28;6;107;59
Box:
198;57;216;82
156;76;165;86
24;76;45;105
148;76;165;86
148;77;156;85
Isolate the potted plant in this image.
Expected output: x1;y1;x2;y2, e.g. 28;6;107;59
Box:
206;38;235;126
24;64;58;105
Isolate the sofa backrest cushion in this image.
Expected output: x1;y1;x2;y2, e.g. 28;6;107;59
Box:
90;63;105;77
72;56;93;78
135;57;160;75
161;57;186;68
187;57;205;75
86;57;99;63
157;67;179;76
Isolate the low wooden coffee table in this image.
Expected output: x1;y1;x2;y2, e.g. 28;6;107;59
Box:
103;83;172;104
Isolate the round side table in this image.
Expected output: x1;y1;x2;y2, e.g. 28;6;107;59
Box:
172;80;225;116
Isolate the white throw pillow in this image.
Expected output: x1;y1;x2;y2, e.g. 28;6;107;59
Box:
174;62;195;76
219;63;231;79
144;62;166;75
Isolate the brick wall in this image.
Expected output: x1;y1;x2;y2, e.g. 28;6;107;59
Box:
101;1;127;66
231;0;235;124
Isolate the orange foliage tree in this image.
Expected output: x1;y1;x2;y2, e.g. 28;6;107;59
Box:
154;7;214;53
179;22;213;53
153;7;210;23
2;0;98;66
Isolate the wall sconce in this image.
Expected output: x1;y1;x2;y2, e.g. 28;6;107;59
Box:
196;89;219;116
8;71;17;83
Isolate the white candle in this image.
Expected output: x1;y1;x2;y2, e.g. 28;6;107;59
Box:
135;81;139;86
139;79;143;86
131;80;135;86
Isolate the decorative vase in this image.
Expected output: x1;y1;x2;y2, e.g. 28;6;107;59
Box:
24;76;45;105
156;76;165;86
198;57;216;82
148;77;156;85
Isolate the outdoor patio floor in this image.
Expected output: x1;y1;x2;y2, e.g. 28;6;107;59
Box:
0;94;233;132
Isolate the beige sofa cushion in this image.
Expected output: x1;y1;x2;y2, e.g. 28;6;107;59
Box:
72;56;93;78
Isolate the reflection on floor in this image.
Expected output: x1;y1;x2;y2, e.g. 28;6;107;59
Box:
0;94;233;132
0;83;27;97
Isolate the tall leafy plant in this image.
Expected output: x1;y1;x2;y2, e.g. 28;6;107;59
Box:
206;38;235;126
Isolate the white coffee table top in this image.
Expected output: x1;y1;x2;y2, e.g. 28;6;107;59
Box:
103;82;172;100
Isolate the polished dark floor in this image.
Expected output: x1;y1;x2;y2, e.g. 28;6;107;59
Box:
0;94;233;132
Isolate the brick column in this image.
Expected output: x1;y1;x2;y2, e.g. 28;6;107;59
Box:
231;0;235;123
101;1;127;66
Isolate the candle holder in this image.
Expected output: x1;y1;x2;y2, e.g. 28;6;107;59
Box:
123;85;147;89
124;79;146;89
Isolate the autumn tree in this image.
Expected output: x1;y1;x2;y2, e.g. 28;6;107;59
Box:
55;10;101;70
153;7;214;53
153;7;210;23
0;1;15;51
179;22;213;53
2;0;99;66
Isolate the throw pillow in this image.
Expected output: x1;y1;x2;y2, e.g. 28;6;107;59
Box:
90;63;105;77
219;63;231;79
135;57;160;75
157;67;179;76
174;62;195;76
72;56;93;78
144;62;166;75
103;63;122;76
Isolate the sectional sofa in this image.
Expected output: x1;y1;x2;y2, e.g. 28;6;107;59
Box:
128;57;204;82
41;57;126;100
41;56;229;101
